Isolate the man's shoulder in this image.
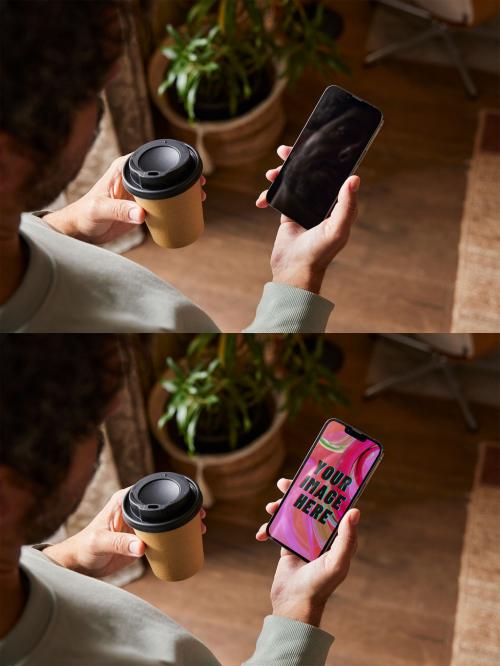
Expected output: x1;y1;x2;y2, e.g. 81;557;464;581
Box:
20;547;188;651
18;546;220;665
20;213;156;279
14;214;218;333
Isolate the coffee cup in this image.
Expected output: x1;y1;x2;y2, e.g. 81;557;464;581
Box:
122;139;204;249
122;472;204;581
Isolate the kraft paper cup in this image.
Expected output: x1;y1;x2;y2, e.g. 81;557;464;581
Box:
122;139;204;249
133;512;203;581
122;472;204;582
133;181;203;249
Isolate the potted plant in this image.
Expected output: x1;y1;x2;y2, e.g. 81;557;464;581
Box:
148;334;346;506
148;0;347;173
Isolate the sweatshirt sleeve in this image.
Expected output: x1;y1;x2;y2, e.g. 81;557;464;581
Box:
243;615;334;666
243;283;334;333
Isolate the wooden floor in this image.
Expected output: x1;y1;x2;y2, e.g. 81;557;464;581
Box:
125;2;500;332
126;334;500;665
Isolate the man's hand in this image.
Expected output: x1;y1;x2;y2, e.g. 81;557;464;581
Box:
256;146;360;294
256;478;359;627
43;488;207;578
43;155;207;245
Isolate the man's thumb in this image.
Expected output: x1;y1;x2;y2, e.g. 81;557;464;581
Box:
95;198;145;224
95;531;145;557
329;176;359;229
325;509;359;568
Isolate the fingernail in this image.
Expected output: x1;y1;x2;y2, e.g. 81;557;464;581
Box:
350;178;360;193
351;511;360;525
129;539;142;555
128;206;142;222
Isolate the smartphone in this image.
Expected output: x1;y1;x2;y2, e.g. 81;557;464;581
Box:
266;86;383;229
266;418;383;562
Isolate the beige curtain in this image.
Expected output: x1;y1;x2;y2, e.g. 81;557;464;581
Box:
105;3;155;154
50;3;155;254
48;338;155;586
105;337;155;487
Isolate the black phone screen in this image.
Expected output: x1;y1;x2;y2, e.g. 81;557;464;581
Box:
266;86;383;229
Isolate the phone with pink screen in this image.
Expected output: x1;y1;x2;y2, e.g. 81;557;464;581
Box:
266;418;383;562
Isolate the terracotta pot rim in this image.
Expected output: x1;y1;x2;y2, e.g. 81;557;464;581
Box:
148;37;287;132
148;371;288;466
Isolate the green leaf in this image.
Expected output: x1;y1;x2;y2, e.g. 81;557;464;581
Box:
166;24;184;47
186;410;200;455
161;46;178;60
176;70;188;96
158;401;177;429
188;0;219;26
223;0;237;39
313;4;324;28
176;402;188;429
187;333;217;359
207;358;220;373
158;68;177;95
166;357;184;380
207;25;220;41
189;37;209;48
161;379;178;394
189;370;209;381
186;78;200;122
157;412;169;429
243;0;265;33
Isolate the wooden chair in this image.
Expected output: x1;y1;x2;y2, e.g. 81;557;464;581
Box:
364;334;500;431
365;0;500;98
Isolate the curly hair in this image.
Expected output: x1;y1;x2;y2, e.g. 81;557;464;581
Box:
0;0;126;160
0;335;126;491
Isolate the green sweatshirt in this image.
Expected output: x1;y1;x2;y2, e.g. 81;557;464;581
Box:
0;215;334;333
0;547;334;666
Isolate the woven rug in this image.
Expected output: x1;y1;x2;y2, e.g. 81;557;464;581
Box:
451;441;500;665
452;110;500;332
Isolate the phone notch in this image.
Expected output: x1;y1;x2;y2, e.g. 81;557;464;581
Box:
344;424;367;441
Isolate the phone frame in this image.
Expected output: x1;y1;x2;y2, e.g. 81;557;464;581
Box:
265;417;384;562
265;85;384;224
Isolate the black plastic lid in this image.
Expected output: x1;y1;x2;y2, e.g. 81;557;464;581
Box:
122;472;203;533
122;139;203;200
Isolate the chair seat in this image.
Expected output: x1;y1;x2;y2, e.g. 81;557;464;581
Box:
413;0;499;26
413;0;472;24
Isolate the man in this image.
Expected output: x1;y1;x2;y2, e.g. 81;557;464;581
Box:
0;335;361;664
0;1;360;333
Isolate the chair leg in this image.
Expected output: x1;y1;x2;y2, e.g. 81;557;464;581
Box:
365;1;479;98
364;356;439;398
439;26;479;99
439;359;479;432
365;24;440;66
365;337;480;431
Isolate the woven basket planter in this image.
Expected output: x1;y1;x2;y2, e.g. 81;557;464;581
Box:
148;373;287;507
148;39;287;174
